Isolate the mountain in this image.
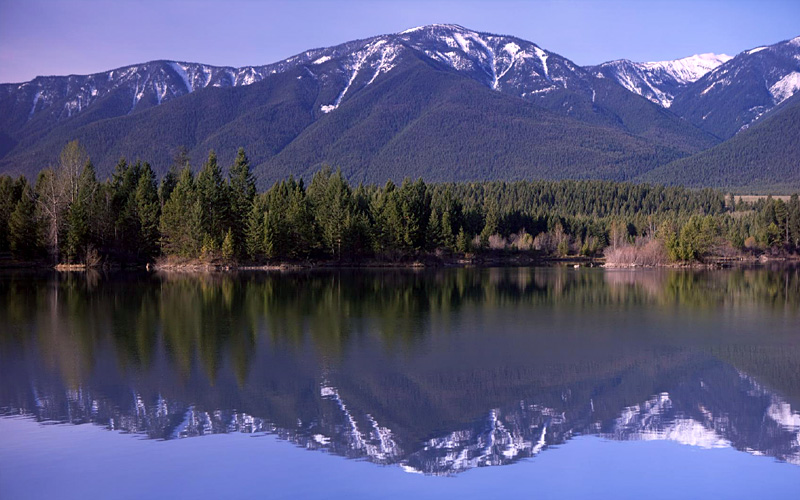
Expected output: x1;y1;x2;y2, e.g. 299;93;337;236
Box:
669;35;800;139
589;53;731;107
640;90;800;191
0;24;718;185
258;52;691;184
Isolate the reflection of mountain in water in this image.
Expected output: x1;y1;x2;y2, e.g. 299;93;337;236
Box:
1;267;799;475
5;359;799;475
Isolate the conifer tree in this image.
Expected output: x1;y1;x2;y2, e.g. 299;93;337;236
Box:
426;208;442;250
9;183;39;260
228;147;256;258
136;163;160;260
221;229;235;260
456;227;471;254
161;167;202;258
246;194;269;260
0;176;25;252
480;200;500;247
196;150;229;246
309;168;353;259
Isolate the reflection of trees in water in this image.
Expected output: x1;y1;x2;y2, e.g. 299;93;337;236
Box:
0;267;798;391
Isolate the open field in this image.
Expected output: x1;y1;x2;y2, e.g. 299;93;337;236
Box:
735;195;793;203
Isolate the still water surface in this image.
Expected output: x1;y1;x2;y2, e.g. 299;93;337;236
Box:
1;267;799;498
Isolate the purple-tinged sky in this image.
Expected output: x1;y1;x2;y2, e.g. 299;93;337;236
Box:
1;0;799;83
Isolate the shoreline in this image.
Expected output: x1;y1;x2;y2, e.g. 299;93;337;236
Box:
3;253;798;274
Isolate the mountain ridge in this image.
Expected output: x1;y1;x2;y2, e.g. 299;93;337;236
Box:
0;25;797;190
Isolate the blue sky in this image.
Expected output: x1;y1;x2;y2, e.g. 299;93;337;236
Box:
1;0;799;83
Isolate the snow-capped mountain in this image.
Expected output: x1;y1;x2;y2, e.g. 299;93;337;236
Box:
0;24;796;189
0;61;274;127
1;23;721;185
0;24;597;125
590;53;732;107
670;35;800;138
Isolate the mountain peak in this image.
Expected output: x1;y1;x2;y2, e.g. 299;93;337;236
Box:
399;23;470;34
591;52;733;107
641;52;733;84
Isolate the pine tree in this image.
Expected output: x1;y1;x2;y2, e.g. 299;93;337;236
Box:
159;168;179;207
196;150;229;246
161;167;202;258
440;209;455;250
221;229;235;261
456;227;471;254
0;176;25;252
110;159;144;259
480;200;500;247
788;194;800;250
426;208;442;250
228;147;256;257
136;163;160;260
398;178;429;250
246;194;269;260
309;169;353;259
774;199;789;246
9;184;39;260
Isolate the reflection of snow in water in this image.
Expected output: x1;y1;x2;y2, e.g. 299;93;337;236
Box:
8;372;800;475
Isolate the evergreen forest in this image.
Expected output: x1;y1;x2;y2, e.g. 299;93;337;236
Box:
2;142;799;268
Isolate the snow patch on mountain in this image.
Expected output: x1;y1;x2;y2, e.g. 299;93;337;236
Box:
169;62;194;92
592;53;731;107
319;39;400;113
642;53;732;85
770;71;800;104
533;47;550;80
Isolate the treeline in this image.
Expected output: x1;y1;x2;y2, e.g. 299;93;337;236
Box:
1;142;799;267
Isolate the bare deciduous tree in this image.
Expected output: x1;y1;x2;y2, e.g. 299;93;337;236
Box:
35;141;89;262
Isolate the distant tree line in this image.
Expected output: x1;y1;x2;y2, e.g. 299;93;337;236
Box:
1;142;799;267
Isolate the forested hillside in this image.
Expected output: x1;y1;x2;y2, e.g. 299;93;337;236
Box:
641;92;800;192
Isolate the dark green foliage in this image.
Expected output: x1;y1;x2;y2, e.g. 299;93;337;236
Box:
160;166;203;258
8;183;39;259
0;175;25;252
228;147;256;258
136;163;161;260
7;144;800;266
196;150;229;246
308;168;357;259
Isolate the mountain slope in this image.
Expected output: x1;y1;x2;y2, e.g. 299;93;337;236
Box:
589;53;731;107
0;52;689;187
0;24;718;182
669;36;800;139
640;91;800;191
261;53;686;184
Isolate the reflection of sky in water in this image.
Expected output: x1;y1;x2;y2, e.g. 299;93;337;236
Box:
2;417;799;500
1;267;800;496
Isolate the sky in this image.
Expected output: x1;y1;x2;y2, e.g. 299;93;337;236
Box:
1;0;799;83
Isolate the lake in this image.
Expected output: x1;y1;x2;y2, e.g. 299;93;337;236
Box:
1;267;799;499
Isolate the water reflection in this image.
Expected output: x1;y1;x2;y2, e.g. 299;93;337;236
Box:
1;267;799;475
